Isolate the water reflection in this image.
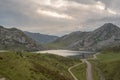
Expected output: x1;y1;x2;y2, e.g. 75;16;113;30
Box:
36;50;93;57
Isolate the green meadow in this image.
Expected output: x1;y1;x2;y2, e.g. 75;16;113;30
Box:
91;51;120;80
0;52;80;80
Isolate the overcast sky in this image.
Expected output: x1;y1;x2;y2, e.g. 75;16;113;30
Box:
0;0;120;36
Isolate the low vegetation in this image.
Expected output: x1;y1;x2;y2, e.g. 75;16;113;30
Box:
71;63;86;80
45;42;66;49
91;50;120;80
90;60;102;80
0;51;80;80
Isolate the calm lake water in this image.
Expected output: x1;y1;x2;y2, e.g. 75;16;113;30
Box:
36;50;93;57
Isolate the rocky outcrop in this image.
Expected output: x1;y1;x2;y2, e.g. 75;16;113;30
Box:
79;23;120;51
24;31;58;44
52;23;120;51
0;26;45;51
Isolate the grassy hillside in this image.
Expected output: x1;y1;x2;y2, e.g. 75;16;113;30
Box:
45;42;66;49
45;32;88;49
0;52;80;80
91;51;120;80
71;63;86;80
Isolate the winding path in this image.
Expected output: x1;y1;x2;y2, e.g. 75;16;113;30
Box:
68;53;99;80
85;53;100;80
0;78;6;80
84;59;93;80
68;60;84;80
0;50;8;52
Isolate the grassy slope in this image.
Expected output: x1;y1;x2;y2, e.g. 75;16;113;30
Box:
97;52;120;80
0;52;80;80
45;34;82;49
90;60;101;80
71;63;86;80
45;42;66;49
91;51;120;80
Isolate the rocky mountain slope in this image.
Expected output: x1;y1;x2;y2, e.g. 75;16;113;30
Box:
0;26;44;51
49;23;120;51
83;23;120;50
49;31;89;49
24;31;58;44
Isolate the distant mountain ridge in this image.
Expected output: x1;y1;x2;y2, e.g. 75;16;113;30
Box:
0;25;45;51
49;23;120;51
24;31;58;44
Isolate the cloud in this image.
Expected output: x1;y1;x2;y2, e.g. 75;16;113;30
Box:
36;9;73;19
107;8;117;15
0;0;120;36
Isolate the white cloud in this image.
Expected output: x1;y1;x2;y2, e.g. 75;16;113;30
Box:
50;0;67;8
31;0;67;9
95;1;105;10
107;8;117;15
31;0;51;5
36;9;73;19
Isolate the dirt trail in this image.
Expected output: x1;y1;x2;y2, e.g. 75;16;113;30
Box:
68;60;84;80
84;59;93;80
85;53;100;80
68;53;100;80
0;78;6;80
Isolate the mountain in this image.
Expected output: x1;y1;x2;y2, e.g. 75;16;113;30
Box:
0;25;45;51
24;31;58;44
83;23;120;50
48;23;120;51
47;31;89;49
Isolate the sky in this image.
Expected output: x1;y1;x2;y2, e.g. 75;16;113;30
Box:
0;0;120;36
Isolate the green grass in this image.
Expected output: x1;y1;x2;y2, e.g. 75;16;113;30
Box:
92;64;100;80
71;63;86;80
91;51;120;80
97;52;120;80
90;60;101;80
45;42;66;49
97;52;120;62
45;34;84;49
0;52;80;80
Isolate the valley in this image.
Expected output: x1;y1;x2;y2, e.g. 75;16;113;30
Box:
1;0;120;80
0;23;120;80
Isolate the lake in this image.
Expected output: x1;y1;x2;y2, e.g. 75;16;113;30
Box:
35;50;93;57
